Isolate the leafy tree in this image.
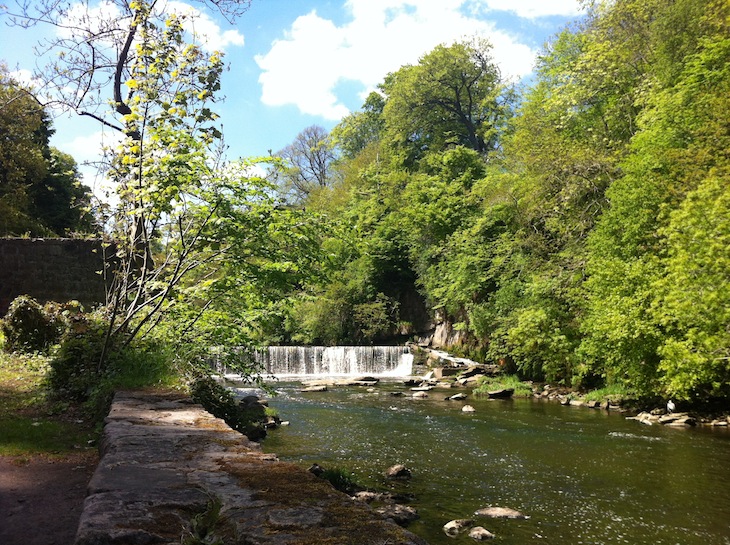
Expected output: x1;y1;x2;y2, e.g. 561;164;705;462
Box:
274;125;338;203
654;174;730;400
3;0;251;134
579;0;729;399
0;69;48;235
380;38;513;167
5;0;326;375
330;92;385;160
0;65;94;236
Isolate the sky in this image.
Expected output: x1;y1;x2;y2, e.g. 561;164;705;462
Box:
0;0;585;196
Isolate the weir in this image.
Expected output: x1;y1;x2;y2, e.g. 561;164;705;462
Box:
214;346;414;378
258;345;413;378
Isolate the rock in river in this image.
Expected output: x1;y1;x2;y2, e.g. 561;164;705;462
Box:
385;464;412;480
475;506;528;519
443;519;474;537
469;526;495;540
487;388;514;399
376;504;419;526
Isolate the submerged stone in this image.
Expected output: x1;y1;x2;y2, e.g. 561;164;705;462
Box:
475;506;528;519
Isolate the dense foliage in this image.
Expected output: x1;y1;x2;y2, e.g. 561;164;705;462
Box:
278;0;729;403
0;65;96;236
3;0;727;408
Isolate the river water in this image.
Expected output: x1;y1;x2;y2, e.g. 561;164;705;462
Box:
241;380;730;545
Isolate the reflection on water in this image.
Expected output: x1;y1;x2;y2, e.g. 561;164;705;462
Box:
238;381;730;545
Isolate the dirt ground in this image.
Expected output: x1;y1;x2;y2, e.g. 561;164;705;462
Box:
0;451;97;545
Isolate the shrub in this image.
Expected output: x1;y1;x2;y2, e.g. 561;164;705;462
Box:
46;311;112;403
47;311;183;419
189;374;267;441
1;296;63;353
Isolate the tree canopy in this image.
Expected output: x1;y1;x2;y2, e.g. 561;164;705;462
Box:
3;0;727;403
279;1;729;403
0;65;95;236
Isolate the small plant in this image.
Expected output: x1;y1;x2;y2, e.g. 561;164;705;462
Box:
183;496;226;545
189;374;267;440
320;467;363;494
582;384;634;404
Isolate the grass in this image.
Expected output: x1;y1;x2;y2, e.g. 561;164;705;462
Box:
473;374;534;397
320;467;363;494
0;351;97;457
582;384;634;403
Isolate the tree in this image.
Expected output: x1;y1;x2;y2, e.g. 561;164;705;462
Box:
274;125;338;203
0;68;48;235
3;0;251;137
580;0;730;399
380;38;512;167
0;65;95;236
330;92;385;160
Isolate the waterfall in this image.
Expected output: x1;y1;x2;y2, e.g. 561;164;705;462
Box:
257;346;413;378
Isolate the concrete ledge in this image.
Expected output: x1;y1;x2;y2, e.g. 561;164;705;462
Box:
75;390;428;545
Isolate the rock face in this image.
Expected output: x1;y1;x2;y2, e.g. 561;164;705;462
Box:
75;390;427;545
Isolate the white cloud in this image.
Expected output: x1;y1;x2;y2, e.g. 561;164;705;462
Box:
479;0;583;19
57;130;122;166
59;1;244;53
255;0;542;121
9;69;38;89
165;1;245;52
57;1;124;42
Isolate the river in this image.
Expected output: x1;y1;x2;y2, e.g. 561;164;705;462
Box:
239;379;730;545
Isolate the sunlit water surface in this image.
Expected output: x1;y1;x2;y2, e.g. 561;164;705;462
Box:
235;380;730;545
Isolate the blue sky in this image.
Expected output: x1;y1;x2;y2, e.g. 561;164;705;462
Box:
0;0;584;196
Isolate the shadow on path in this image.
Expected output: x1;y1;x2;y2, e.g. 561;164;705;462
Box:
0;452;97;545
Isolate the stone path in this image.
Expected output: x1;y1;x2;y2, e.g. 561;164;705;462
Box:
75;390;428;545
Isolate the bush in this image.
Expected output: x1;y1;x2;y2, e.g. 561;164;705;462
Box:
46;311;112;403
47;312;183;419
473;374;534;397
189;374;267;440
1;296;65;353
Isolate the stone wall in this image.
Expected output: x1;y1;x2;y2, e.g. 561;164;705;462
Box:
75;390;428;545
0;238;112;315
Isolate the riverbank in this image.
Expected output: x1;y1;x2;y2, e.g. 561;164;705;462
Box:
411;347;730;427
